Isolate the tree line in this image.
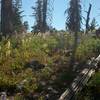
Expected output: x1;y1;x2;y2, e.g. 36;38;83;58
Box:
0;0;98;37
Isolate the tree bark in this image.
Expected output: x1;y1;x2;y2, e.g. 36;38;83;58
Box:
1;0;13;37
69;31;78;71
42;0;48;33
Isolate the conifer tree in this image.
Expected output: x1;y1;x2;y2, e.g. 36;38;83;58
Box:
12;0;23;33
32;0;43;33
66;0;82;68
32;0;52;33
1;0;23;37
66;0;81;32
89;18;97;31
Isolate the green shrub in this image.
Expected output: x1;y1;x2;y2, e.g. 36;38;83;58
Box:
76;37;100;62
0;33;70;95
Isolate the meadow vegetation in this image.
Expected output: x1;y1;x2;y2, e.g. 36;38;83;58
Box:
0;33;100;98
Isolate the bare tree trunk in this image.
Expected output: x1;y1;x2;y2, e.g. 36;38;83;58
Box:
86;4;92;33
37;0;42;32
1;0;13;37
42;0;48;33
69;31;78;71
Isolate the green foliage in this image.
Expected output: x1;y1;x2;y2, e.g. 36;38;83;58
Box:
89;18;98;31
0;33;100;98
0;33;72;96
76;72;100;100
13;0;23;33
66;0;82;32
76;36;100;62
88;72;100;86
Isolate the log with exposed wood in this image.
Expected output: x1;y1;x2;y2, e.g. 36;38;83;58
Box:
58;55;100;100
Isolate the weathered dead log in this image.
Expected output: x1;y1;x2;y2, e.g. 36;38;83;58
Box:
58;55;100;100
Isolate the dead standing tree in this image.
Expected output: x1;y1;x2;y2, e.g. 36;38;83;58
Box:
42;0;48;33
32;0;53;33
85;3;92;33
66;0;82;70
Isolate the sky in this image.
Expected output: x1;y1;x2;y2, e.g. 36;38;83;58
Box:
22;0;100;31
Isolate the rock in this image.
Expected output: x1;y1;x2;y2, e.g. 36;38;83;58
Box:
0;92;7;100
40;81;46;86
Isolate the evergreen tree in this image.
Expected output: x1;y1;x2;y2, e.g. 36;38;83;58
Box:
12;0;23;33
32;0;43;33
66;0;82;69
66;0;81;32
23;21;29;31
89;18;97;31
1;0;23;37
32;0;52;33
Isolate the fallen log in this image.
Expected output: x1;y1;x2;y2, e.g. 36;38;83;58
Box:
58;55;100;100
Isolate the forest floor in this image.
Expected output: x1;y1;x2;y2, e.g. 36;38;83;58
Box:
0;33;100;99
